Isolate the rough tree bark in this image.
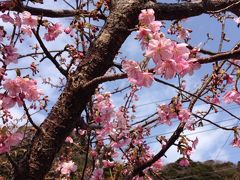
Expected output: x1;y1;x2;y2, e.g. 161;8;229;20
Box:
13;0;148;179
6;0;240;179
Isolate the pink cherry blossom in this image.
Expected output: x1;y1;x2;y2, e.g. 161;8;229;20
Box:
24;85;42;101
223;90;240;105
173;43;190;60
90;150;97;158
157;104;177;125
132;138;144;146
151;159;163;170
136;27;152;49
65;136;73;143
21;11;38;27
178;109;190;122
179;158;190;167
3;78;21;96
138;9;155;25
64;27;72;34
223;90;237;103
96;122;114;140
3;77;42;108
155;59;177;79
225;74;234;84
137;9;200;80
59;160;77;175
115;109;128;129
103;160;115;168
186;120;195;131
122;60;154;87
122;60;141;81
149;21;162;33
136;72;154;87
175;58;190;77
1;14;14;24
183;146;192;156
146;37;173;64
231;137;240;148
0;95;18;109
93;93;114;123
44;23;62;41
5;132;23;146
179;58;201;77
3;45;20;65
0;132;23;154
90;168;103;180
21;26;32;37
211;97;220;105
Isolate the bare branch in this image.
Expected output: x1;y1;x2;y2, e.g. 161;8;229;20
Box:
32;29;67;77
22;99;41;132
84;73;127;89
9;2;106;19
192;113;235;131
197;48;240;64
146;0;240;20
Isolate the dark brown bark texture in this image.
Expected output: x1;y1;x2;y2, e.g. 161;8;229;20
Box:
7;0;240;179
13;0;148;179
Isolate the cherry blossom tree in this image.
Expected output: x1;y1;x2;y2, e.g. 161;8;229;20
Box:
0;0;240;179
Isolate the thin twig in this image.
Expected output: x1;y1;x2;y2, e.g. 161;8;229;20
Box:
22;100;41;132
32;29;67;77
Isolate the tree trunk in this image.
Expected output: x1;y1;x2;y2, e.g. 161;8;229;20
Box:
13;0;147;179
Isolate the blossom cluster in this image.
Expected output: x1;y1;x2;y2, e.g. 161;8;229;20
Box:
122;60;154;87
44;23;62;41
92;93;130;143
90;168;103;180
0;130;23;154
178;137;199;167
223;89;240;105
93;93;115;123
89;91;166;178
0;10;64;41
0;11;38;37
232;136;240;148
2;44;19;65
1;76;42;109
123;9;200;87
57;160;77;176
157;102;191;125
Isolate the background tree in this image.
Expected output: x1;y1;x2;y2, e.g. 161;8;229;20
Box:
0;0;240;179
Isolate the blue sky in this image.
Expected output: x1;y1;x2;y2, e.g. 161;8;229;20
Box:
1;0;239;165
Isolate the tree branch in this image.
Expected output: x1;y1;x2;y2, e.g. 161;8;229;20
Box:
197;48;240;64
9;2;106;19
83;73;127;89
146;0;240;20
22;99;41;132
192;113;235;131
32;29;67;77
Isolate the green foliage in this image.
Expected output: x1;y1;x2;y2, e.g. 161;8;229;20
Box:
160;160;240;180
